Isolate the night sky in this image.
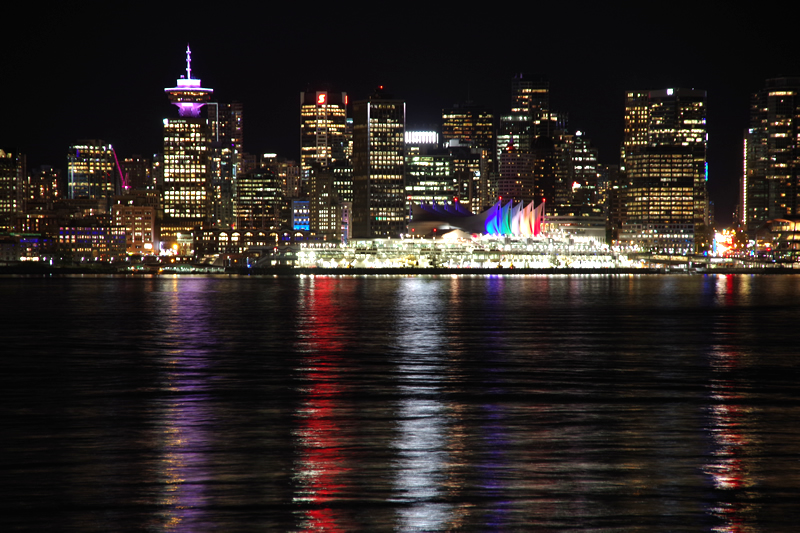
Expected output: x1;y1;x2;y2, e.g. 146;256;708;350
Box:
3;5;797;226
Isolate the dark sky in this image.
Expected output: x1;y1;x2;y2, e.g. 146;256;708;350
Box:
3;5;797;226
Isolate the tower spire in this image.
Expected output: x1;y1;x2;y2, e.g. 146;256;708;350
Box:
165;46;212;117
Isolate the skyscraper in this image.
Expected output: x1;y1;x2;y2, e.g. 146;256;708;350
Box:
352;87;406;238
300;90;348;172
620;88;709;253
743;77;800;231
66;141;117;203
510;74;549;118
208;101;243;227
0;149;24;231
442;104;495;211
300;90;350;240
234;166;284;230
497;141;535;202
162;46;213;252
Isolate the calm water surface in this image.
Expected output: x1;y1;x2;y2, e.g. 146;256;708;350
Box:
3;274;800;532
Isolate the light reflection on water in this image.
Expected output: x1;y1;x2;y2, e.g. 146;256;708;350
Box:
152;277;216;532
392;279;454;531
3;274;800;531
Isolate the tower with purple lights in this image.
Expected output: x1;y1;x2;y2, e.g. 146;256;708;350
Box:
165;46;213;117
161;46;213;254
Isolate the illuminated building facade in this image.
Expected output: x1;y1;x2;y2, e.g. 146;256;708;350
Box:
58;218;126;260
300;91;350;240
162;46;213;248
292;199;310;231
565;132;600;210
120;156;152;191
497;142;535;202
0;150;23;231
27;165;62;203
743;77;800;231
406;152;456;206
442;104;494;155
111;202;156;254
511;74;549;118
234;166;285;230
308;168;347;241
352;87;406;238
441;104;495;211
67;141;117;203
300;91;348;171
208;101;243;227
620;88;708;253
496;114;533;164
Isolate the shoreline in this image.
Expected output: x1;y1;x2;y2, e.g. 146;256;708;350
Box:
1;264;799;276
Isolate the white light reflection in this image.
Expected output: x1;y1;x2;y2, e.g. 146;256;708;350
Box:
391;279;455;531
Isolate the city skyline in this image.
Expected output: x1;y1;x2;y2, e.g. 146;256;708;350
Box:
2;5;798;226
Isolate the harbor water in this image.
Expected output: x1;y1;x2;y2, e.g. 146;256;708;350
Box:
3;273;800;531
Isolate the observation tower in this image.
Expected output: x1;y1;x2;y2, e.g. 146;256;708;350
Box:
165;45;213;117
161;45;213;253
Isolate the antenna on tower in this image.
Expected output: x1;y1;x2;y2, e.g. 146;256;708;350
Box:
186;45;192;80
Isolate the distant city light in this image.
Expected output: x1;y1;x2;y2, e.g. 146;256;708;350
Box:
405;131;438;145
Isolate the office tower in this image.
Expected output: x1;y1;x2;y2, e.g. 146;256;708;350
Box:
67;141;117;203
442;104;495;211
442;104;495;157
260;154;303;200
497;75;551;161
352;87;406;238
300;90;348;172
511;74;549;118
497;142;535;202
234;166;285;230
308;168;346;241
120;156;152;191
405;153;455;205
405;135;456;206
27;165;62;203
497;75;571;215
0;149;24;231
496;114;533;163
208;101;243;227
300;90;350;239
743;77;800;230
162;46;213;250
620;88;708;253
551;131;602;216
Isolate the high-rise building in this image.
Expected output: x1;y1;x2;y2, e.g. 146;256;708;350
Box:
300;90;348;172
405;134;456;207
511;74;549;118
67;141;117;203
162;46;213;252
234;166;285;230
352;87;406;238
0;149;24;231
120;156;152;191
208;101;243;227
442;104;495;211
619;88;709;253
442;104;495;159
300;90;350;240
497;142;535;202
27;165;62;203
743;77;800;231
